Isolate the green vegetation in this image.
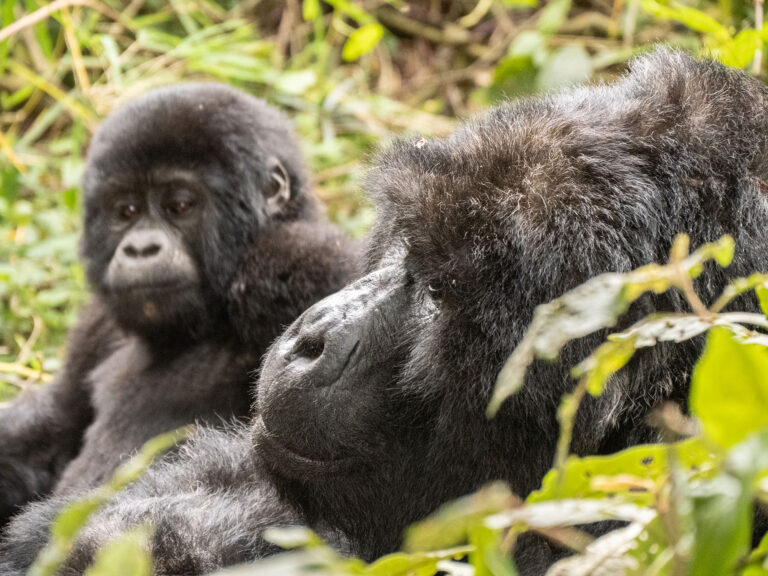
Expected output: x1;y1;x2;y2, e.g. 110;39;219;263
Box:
3;0;768;394
5;0;768;574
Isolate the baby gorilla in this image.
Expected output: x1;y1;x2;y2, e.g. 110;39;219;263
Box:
0;84;359;527
4;49;768;576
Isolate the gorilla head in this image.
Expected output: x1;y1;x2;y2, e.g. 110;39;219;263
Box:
256;49;768;559
82;84;314;340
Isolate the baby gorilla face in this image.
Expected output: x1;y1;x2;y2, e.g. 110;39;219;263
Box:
90;168;211;339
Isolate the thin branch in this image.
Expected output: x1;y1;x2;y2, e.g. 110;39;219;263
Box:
0;0;132;44
0;362;52;383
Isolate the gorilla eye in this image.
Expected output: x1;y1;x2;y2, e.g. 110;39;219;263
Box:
119;203;140;221
427;281;444;301
165;199;194;217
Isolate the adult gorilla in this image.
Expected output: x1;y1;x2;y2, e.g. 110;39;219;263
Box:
0;84;360;528
4;49;768;575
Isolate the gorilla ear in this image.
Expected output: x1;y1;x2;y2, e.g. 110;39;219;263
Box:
264;157;291;215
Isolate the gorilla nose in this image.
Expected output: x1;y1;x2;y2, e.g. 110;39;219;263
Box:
290;334;326;362
122;230;167;259
279;307;360;387
267;265;404;390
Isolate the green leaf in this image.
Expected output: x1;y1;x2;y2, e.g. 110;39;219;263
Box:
485;499;656;531
498;0;537;6
508;31;547;63
275;70;317;95
743;528;768;575
405;483;513;552
718;29;762;68
361;547;472;576
84;527;152;576
757;284;768;318
536;45;592;92
573;335;637;396
712;273;768;313
303;0;321;20
689;473;752;576
323;0;375;25
537;0;572;34
691;327;768;449
640;0;731;42
529;438;715;504
469;524;518;576
264;527;324;549
342;24;384;61
574;313;721;396
549;521;652;574
490;272;628;416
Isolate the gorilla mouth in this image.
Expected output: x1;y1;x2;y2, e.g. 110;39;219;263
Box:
108;279;197;295
253;417;358;479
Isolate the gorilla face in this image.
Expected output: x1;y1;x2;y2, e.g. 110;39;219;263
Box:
256;259;412;475
81;83;309;341
256;50;768;558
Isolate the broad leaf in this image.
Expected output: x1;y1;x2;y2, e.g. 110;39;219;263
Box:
690;328;768;448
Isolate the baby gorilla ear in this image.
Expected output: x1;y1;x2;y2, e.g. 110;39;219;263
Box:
264;157;291;216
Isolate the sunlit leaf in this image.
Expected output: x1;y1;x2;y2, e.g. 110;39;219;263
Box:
691;328;768;449
718;29;761;68
469;523;518;576
303;0;321;20
405;483;514;552
342;24;384;62
537;0;572;34
641;0;731;42
84;527;152;576
529;438;715;504
757;285;768;318
361;547;472;576
485;499;656;531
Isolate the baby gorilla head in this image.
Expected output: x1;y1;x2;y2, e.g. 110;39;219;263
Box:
81;83;314;340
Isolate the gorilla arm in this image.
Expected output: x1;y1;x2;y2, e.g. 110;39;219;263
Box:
0;299;121;528
0;427;310;575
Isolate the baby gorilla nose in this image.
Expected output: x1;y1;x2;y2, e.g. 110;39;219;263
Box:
106;226;198;296
121;229;168;260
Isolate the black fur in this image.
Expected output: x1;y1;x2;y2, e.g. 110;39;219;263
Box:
0;84;360;529
4;50;768;576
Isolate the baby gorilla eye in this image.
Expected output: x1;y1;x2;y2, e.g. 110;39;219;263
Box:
164;198;195;217
118;203;140;221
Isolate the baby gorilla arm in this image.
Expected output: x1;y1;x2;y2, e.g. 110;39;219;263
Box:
1;427;304;575
0;300;120;528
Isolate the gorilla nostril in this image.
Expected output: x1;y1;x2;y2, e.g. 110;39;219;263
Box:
123;242;162;259
291;335;325;361
141;243;162;257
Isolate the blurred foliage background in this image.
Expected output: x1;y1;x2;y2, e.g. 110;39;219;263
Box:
0;0;766;399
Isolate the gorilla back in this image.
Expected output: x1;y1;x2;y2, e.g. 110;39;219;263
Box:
0;83;360;526
5;50;768;575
